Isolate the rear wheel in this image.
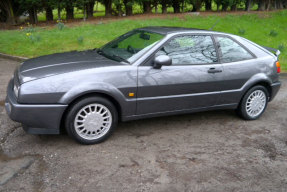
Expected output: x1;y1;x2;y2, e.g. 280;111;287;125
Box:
237;85;268;120
65;96;118;144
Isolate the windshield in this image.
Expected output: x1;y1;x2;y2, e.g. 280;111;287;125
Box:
98;30;164;64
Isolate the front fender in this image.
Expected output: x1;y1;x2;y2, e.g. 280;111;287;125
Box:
58;82;136;117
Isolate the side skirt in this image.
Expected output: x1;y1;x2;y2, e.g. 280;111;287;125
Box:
122;103;238;121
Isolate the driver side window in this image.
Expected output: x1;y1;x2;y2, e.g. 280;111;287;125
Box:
156;35;218;65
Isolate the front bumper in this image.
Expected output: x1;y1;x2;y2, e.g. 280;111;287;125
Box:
269;81;281;101
5;79;67;134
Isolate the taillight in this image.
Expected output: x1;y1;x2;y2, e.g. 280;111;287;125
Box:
276;61;280;73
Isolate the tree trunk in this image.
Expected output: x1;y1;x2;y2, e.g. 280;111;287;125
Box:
1;0;17;24
245;0;252;11
276;0;283;9
231;3;237;11
192;1;202;12
222;3;228;11
143;1;152;13
266;0;271;10
83;4;87;20
173;0;180;13
87;1;95;18
181;0;185;12
104;0;112;16
66;5;74;20
161;2;167;13
258;0;266;10
124;0;133;15
45;7;53;21
205;0;212;11
57;5;61;20
28;7;37;24
116;3;122;16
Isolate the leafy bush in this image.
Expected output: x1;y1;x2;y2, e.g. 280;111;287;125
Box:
56;20;65;30
23;23;35;33
238;28;246;35
26;33;41;43
269;30;278;37
77;36;84;45
278;44;285;52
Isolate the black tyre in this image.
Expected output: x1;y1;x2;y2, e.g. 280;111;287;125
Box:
65;96;118;144
237;85;268;120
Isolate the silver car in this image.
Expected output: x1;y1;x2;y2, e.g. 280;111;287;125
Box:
5;27;281;144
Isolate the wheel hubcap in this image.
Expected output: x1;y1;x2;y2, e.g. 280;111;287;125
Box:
74;104;112;140
246;90;266;118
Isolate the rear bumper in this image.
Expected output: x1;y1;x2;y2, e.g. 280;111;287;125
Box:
269;81;281;101
5;79;67;134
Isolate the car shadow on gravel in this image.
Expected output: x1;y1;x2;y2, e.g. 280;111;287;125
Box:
17;109;238;144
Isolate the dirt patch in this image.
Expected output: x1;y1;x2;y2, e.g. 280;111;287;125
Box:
0;100;5;107
259;142;277;160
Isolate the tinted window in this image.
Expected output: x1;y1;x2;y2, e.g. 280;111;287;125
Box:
156;35;218;65
217;36;253;63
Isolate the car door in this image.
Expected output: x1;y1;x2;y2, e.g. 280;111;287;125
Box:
214;35;257;105
136;34;225;115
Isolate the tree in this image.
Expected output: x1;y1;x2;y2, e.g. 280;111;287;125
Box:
0;0;16;24
173;0;181;13
17;0;42;24
123;0;133;15
245;0;252;11
190;0;203;11
99;0;112;16
142;0;152;13
205;0;212;10
87;0;96;18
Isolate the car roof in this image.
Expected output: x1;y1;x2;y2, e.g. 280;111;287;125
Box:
136;26;212;35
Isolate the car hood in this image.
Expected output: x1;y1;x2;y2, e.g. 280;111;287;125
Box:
17;50;122;84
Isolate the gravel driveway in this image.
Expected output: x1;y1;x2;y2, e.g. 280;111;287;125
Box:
0;57;287;192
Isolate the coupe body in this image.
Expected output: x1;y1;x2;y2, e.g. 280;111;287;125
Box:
5;27;281;144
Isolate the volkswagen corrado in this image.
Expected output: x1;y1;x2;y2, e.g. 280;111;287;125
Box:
5;27;281;144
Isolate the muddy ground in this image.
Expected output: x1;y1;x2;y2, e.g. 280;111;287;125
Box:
0;57;287;192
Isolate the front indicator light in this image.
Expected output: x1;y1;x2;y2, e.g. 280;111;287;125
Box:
5;102;11;113
13;85;19;98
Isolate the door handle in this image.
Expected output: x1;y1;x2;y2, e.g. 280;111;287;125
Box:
208;68;222;73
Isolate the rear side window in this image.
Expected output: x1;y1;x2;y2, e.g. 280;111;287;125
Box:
156;35;218;65
217;36;253;63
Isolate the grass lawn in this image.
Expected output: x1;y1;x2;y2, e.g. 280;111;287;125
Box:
0;10;286;71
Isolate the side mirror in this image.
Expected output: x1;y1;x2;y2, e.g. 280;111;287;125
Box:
153;55;172;69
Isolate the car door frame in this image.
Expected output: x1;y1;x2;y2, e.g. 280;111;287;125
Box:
135;32;227;116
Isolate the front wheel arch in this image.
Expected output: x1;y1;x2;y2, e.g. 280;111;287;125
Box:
59;92;122;134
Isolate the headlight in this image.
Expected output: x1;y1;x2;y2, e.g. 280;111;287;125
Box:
13;84;19;98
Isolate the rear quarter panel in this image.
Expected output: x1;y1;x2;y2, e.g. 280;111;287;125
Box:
217;35;277;105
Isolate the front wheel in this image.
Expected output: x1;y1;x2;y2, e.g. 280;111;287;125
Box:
237;85;268;120
65;96;118;144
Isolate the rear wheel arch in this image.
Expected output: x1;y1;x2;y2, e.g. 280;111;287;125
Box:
243;81;272;101
237;85;269;120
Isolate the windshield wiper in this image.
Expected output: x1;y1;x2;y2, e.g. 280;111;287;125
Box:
97;49;130;64
111;54;130;64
